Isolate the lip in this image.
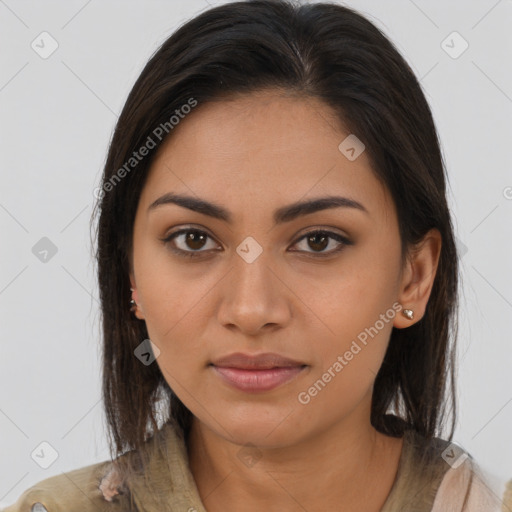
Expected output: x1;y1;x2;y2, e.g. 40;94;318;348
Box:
210;352;307;393
211;352;305;370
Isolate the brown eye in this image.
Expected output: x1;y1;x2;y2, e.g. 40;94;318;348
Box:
306;232;329;252
183;231;208;250
290;230;352;257
162;228;220;258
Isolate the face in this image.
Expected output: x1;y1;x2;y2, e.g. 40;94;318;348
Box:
129;90;410;448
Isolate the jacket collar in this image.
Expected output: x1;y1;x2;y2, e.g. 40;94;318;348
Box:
124;420;207;511
123;420;447;511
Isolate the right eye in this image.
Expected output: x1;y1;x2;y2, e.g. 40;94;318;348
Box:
161;228;221;259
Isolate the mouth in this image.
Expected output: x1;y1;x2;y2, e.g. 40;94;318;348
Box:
210;352;308;392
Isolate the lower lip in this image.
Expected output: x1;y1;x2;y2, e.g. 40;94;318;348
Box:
212;365;306;392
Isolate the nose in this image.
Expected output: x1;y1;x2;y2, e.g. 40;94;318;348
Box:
216;249;292;336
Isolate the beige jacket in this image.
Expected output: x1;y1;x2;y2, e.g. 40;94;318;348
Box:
2;421;511;511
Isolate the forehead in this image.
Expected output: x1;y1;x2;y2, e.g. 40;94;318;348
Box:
139;90;393;221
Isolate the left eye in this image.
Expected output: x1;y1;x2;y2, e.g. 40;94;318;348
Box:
291;230;351;256
161;228;351;259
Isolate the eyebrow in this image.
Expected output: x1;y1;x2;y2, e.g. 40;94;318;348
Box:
147;192;368;224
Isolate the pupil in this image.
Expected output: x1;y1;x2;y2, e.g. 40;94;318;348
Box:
308;233;328;251
186;231;206;250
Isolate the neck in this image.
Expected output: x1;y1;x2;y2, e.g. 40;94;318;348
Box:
186;402;403;512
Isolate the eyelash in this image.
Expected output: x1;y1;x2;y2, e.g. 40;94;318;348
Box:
160;227;352;260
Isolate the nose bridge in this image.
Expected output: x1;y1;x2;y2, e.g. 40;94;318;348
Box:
231;238;275;303
217;236;289;331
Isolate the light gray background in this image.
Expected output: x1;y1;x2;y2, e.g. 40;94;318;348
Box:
1;0;511;507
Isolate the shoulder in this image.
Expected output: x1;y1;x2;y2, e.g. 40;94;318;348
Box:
2;421;189;512
1;459;133;512
431;450;512;511
390;428;511;510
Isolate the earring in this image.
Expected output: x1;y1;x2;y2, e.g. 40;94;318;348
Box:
402;309;414;320
130;288;137;313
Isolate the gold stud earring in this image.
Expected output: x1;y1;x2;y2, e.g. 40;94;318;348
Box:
402;309;414;320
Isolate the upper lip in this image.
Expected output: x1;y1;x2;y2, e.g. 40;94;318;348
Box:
211;352;305;370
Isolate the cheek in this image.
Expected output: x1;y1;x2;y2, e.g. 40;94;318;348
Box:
134;239;208;326
295;297;396;422
295;253;399;342
141;282;208;364
294;249;400;392
132;253;202;365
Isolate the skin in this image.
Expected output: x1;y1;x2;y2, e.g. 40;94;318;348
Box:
129;89;441;511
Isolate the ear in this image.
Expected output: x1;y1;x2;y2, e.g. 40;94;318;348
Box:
129;271;145;321
393;228;442;329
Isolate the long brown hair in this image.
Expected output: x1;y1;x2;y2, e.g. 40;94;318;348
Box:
90;0;459;488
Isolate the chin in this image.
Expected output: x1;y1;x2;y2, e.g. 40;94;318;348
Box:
206;406;302;449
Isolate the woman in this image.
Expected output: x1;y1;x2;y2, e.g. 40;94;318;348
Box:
4;1;511;511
